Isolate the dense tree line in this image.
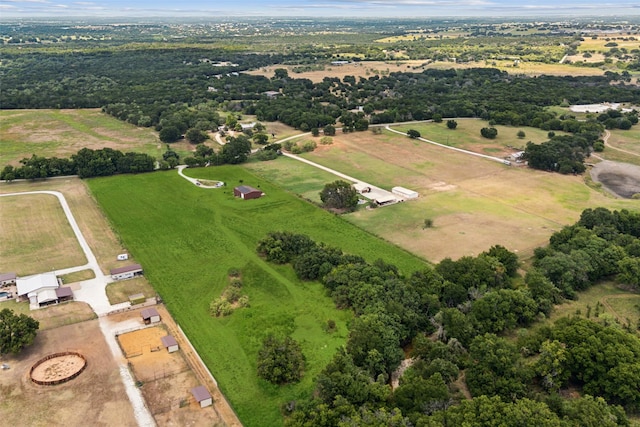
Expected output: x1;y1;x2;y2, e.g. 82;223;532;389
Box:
256;221;640;426
531;207;640;299
0;148;155;180
3;45;638;145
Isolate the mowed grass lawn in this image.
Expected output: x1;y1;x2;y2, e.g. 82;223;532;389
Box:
88;167;427;427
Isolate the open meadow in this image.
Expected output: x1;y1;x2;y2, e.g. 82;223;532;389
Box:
87;166;428;427
602;127;640;167
392;119;559;156
0;109;195;165
249;125;637;262
248;60;610;83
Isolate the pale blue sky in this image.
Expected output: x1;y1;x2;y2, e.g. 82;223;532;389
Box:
0;0;638;18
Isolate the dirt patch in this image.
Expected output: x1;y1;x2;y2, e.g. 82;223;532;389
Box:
30;352;86;385
0;319;137;427
590;160;640;198
117;324;224;426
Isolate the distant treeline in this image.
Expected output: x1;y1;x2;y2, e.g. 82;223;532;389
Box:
3;47;639;175
0;148;155;180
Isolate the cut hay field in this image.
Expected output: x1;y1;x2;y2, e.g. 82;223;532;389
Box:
0;192;86;275
0;109;194;165
0;178;134;275
87;167;427;427
256;127;637;262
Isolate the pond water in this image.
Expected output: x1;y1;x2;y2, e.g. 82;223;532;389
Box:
590;161;640;199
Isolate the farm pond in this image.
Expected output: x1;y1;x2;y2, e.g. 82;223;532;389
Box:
591;161;640;199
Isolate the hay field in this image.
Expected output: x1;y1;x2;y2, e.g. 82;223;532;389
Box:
0;178;142;276
247;60;607;83
0;193;86;275
578;36;640;53
393;119;558;155
262;127;637;262
0;109;193;165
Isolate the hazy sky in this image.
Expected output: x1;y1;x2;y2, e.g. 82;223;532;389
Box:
0;0;638;18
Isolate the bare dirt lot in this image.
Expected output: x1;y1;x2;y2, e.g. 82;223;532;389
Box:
591;161;640;199
118;324;225;426
0;319;138;427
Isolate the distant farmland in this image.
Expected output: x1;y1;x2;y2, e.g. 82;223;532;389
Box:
88;166;427;427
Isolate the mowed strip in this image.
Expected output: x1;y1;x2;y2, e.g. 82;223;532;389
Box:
0;193;86;274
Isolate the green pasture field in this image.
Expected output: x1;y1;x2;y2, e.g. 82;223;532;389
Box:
602;128;640;167
244;156;340;203
0;109;194;165
266;127;638;262
87;167;427;427
393;119;558;153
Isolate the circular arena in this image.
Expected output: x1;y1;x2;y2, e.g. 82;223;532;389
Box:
30;352;87;386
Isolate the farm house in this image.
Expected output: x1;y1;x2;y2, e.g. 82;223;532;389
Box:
110;264;143;281
141;307;161;324
161;335;179;353
191;385;213;408
16;272;66;308
0;272;17;287
234;185;263;200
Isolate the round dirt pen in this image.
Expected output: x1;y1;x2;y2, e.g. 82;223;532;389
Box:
30;352;87;386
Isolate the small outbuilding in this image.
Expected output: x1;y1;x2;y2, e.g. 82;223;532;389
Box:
375;195;399;206
161;335;179;353
110;264;143;281
55;286;74;303
141;307;161;324
392;186;419;199
191;385;213;408
0;272;17;287
234;185;263;200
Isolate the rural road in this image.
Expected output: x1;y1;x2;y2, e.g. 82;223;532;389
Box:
0;190;156;427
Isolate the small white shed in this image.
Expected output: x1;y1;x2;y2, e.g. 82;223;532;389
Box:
161;335;179;353
392;186;419;199
191;385;213;408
